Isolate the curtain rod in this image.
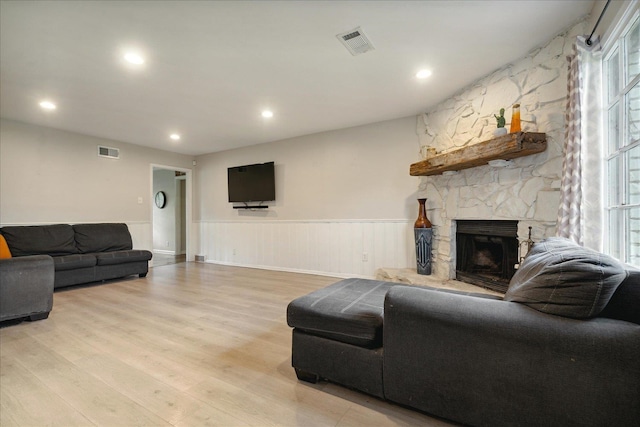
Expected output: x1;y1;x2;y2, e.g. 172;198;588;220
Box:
586;0;611;45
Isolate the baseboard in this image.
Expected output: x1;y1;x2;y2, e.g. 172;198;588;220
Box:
204;260;374;280
153;249;176;255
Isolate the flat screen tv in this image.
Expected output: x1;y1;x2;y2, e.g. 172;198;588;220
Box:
227;161;275;203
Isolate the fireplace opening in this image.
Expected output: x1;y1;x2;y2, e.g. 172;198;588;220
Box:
456;220;518;293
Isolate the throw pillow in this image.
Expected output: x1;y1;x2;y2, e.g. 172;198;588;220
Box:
504;237;628;319
0;234;12;259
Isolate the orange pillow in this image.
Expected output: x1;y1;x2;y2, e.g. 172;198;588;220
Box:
0;234;12;259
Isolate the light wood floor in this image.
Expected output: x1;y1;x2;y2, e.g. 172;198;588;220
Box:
0;263;455;427
152;253;187;267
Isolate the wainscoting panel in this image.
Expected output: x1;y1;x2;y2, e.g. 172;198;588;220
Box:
197;220;415;278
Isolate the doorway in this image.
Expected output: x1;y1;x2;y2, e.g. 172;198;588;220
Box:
152;165;191;266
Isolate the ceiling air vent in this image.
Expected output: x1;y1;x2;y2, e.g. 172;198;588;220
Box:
336;26;375;56
98;145;120;159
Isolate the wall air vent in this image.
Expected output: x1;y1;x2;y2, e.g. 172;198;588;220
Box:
336;26;375;56
98;145;120;159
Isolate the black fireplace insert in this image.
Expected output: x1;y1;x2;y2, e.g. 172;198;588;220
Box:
456;220;518;293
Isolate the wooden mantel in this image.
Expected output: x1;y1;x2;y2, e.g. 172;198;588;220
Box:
410;132;547;176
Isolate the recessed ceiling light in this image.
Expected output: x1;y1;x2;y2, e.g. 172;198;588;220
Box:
39;100;57;110
170;133;181;141
124;52;144;65
416;69;432;79
261;110;274;118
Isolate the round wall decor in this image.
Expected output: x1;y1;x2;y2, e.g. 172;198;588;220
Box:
155;191;166;208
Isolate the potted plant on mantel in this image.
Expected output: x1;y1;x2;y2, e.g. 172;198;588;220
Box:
494;108;507;136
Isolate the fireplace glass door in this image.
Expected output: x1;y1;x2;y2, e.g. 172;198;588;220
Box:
456;220;518;293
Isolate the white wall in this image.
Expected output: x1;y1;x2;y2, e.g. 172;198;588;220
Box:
0;119;194;252
196;116;420;221
194;116;420;277
177;178;187;254
153;168;178;253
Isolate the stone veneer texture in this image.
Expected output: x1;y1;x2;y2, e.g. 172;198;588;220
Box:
416;19;588;279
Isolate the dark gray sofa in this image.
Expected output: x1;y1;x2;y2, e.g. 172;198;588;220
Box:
287;238;640;426
0;255;54;322
0;223;152;289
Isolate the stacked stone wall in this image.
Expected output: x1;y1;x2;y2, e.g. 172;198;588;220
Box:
416;20;588;279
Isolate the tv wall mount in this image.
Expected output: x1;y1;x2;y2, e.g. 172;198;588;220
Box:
233;202;269;210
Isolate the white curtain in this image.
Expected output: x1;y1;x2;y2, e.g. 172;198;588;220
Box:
557;36;603;250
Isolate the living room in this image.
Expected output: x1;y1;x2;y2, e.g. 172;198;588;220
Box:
1;1;639;426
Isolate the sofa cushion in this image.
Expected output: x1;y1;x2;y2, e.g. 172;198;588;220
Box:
287;278;397;348
94;250;152;266
53;254;97;271
0;224;78;257
504;237;628;319
599;267;640;324
73;223;132;253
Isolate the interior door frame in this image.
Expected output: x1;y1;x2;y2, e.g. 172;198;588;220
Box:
150;163;193;262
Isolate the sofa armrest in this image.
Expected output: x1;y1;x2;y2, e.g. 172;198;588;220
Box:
0;255;54;322
383;285;640;427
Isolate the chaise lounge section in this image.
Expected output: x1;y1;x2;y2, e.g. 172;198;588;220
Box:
287;237;640;426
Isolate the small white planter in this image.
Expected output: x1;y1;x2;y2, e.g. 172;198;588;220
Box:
493;127;508;137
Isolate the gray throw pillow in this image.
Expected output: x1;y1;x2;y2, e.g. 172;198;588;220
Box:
504;237;628;319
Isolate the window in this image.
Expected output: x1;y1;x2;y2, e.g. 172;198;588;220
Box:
604;12;640;266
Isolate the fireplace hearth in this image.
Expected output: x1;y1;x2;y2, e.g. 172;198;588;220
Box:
456;220;518;293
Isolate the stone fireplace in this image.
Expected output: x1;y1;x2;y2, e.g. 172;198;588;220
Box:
455;220;518;293
411;19;586;286
417;160;560;285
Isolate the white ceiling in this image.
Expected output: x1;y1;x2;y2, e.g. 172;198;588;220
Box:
0;0;594;156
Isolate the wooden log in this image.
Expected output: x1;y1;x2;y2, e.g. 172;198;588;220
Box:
409;132;547;176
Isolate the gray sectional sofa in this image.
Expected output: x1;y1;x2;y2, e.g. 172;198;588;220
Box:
0;223;152;323
0;255;54;322
287;237;640;426
1;223;152;289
